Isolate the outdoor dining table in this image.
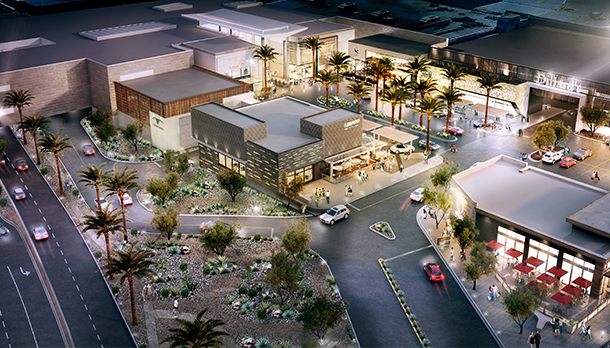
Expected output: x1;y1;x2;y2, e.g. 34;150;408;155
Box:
572;277;593;289
551;291;574;305
562;284;583;297
486;240;504;251
536;273;559;285
547;266;568;278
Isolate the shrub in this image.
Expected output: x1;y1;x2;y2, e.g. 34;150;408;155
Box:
305;289;314;298
257;308;267;319
72;188;80;198
279;342;293;348
255;338;272;348
139;155;149;161
253;234;261;242
170;287;180;297
396;290;405;298
93;251;102;259
248;287;259;298
0;198;7;207
202;266;212;275
422;338;431;347
178;263;188;272
259;302;271;311
160;289;170;298
282;309;294;319
130;228;138;236
175;232;182;240
111;286;120;294
168;246;180;255
40;167;49;175
239;286;248;295
180;288;189;298
239;308;247;315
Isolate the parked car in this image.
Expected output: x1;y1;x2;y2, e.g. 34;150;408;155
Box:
83;144;96;156
13;188;26;200
410;187;424;202
390;143;415;154
418;139;441;151
442;126;465;135
15;159;28;171
95;197;112;210
122;193;133;205
319;205;350;225
573;148;592;161
542;151;562;164
200;220;230;232
559;157;577;168
473;119;493;128
424;263;445;281
33;226;49;240
0;223;9;236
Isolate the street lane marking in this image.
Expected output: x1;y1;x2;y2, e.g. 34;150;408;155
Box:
72;276;75;281
56;242;60;247
92;324;96;331
34;201;37;206
52;233;56;238
88;315;92;321
76;285;80;292
384;245;433;262
38;209;42;214
80;295;84;301
43;217;46;221
84;304;88;311
64;259;68;264
19;178;22;182
346;203;360;212
68;268;72;273
60;250;63;255
7;266;39;348
351;185;420;211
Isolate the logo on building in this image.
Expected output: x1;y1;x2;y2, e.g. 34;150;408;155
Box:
344;118;360;130
534;72;588;94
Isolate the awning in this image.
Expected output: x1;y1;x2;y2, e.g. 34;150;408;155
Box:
362;119;383;132
551;292;574;305
547;266;568;278
486;240;504;251
455;99;473;107
524;256;544;268
572;277;593;289
371;127;418;144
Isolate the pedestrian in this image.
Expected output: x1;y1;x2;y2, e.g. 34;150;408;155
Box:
326;191;330;203
142;285;148;302
407;150;411;160
422;206;427;219
173;299;179;318
534;330;541;348
364;172;368;181
528;332;535;348
345;185;349;196
461;250;466;260
450;247;454;261
578;321;587;334
596;172;600;181
348;185;353;196
582;326;592;340
488;286;494;301
380;162;385;171
558;319;562;335
399;164;403;173
553;318;559;335
315;187;318;198
493;284;499;299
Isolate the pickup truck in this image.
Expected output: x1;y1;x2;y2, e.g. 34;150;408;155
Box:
542;151;562;164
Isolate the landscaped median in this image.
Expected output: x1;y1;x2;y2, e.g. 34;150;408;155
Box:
378;258;431;348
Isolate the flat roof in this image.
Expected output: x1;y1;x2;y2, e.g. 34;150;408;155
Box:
568;194;610;240
194;103;263;129
120;68;242;103
350;34;430;58
304;108;359;126
181;36;255;54
372;127;418;144
237;97;323;153
454;156;610;259
292;19;352;38
449;25;610;85
362;119;383;131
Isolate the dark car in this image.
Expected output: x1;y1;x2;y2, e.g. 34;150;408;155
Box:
424;263;445;281
13;188;26;200
15;159;28;171
473;119;493;128
573;148;592;161
418;139;441;151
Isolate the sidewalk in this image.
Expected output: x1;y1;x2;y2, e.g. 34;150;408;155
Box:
418;209;610;348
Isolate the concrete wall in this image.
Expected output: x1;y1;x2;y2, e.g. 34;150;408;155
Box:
278;140;324;173
193;50;216;71
246;141;279;190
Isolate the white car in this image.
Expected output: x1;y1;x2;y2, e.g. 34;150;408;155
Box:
122;193;133;205
542;151;562;164
95;197;112;210
410;187;424;202
33;227;48;240
319;205;350;225
390;143;415;154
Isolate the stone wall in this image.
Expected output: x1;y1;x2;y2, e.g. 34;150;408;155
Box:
246;142;279;190
278;140;324;173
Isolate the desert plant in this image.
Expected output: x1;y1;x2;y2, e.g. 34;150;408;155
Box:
255;337;272;348
111;286;120;294
160;289;170;298
181;288;189;298
94;251;103;259
305;289;314;298
257;308;267;319
179;263;188;272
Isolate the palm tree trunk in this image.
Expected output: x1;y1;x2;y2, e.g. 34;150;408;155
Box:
104;232;114;280
484;92;490;130
325;87;329;107
19;109;27;145
311;48;316;82
375;80;379;112
129;277;137;325
263;60;268;94
473;279;477;291
95;186;102;212
391;104;395;128
336;68;340;97
399;104;403;120
446;103;452;131
33;134;41;165
55;154;64;197
357;99;361;112
426;113;432;154
120;194;128;242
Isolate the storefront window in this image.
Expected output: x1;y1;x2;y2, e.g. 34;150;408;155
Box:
286;165;313;184
218;153;245;176
527;239;558;274
497;226;525;263
561;254;594;284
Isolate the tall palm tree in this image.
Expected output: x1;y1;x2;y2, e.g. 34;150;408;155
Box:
253;44;279;94
406;55;431;83
412;78;438;125
104;163;141;242
368;60;390;112
103;244;156;326
39;130;73;197
346;81;372;112
3;89;34;144
81;206;126;279
381;86;408;128
477;73;503;130
18;113;50;164
391;75;410;120
438;86;465;131
162;308;229;348
302;36;322;81
77;163;110;212
316;70;335;107
327;51;351;96
442;63;466;89
418;95;446;154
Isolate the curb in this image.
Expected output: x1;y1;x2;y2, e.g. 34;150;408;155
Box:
362;114;457;143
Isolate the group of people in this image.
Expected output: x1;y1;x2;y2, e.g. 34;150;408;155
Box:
357;170;368;183
487;284;500;301
314;187;330;203
450;144;458;153
579;322;592;340
528;331;542;348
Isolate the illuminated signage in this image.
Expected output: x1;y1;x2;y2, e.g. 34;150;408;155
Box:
344;118;360;130
534;72;588;94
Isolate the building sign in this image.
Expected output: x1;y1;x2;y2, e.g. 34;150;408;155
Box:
344;118;360;130
534;72;588;94
152;116;164;130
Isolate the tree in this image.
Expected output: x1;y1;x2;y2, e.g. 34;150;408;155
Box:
438;86;465;131
253;44;279;94
502;285;544;334
441;63;466;89
316;70;336;107
87;108;113;129
368;59;390;112
303;36;322;81
282;218;312;259
422;184;451;229
77;163;111;212
547;120;571;150
418;95;445;154
39;129;73;197
122;120;145;151
463;262;483;291
162;308;229;348
532;122;556;155
164;150;190;176
476;73;503;130
80;206;126;279
200;220;239;256
297;296;348;340
96;120;117;143
150;208;180;240
19;113;50;164
390;75;410;120
146;172;179;207
266;249;300;306
430;161;460;188
104;163;141;241
464;242;497;290
381;86;408;128
103;244;156;326
346;81;371;112
327;51;351;96
277;171;305;209
3;89;34;144
406;55;431;83
377;56;394;95
580;104;609;134
450;215;479;257
217;168;246;202
0;140;6;155
412;78;437;126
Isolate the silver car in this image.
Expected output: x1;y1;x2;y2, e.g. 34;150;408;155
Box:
319;205;350;225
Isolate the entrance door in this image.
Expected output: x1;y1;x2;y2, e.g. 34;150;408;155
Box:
527;88;579;130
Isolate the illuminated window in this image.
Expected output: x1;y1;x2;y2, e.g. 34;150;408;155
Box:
218;153;245;176
286;165;313;184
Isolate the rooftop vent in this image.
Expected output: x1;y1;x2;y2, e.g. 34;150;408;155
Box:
79;21;177;41
0;37;55;53
152;2;193;12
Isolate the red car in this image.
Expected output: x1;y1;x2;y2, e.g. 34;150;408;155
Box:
559;157;576;168
83;144;95;156
443;126;465;135
424;263;445;281
16;159;28;171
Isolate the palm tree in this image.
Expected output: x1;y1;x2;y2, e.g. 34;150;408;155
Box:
391;75;410;120
302;36;322;81
77;163;110;212
418;95;446;154
162;308;229;348
477;73;503;130
18;113;50;164
316;70;336;107
80;206;126;279
378;56;394;95
104;163;141;242
346;81;372;112
406;55;431;83
381;86;408;128
103;244;156;326
39;130;73;197
253;44;279;94
438;86;465;131
327;51;351;96
442;63;466;89
412;78;438;125
368;60;390;112
3;89;34;144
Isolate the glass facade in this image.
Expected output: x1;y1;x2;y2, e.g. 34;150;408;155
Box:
286;165;313;184
218;153;245;176
497;226;526;263
288;36;337;80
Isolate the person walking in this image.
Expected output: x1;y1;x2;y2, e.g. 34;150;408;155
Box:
553;318;559;336
528;332;535;348
399;164;403;173
534;330;541;348
582;326;592;340
325;191;330;204
450;247;454;261
173;299;179;318
345;185;349;196
578;321;587;334
493;284;499;299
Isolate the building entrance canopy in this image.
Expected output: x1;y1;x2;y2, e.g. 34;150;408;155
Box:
371;126;418;144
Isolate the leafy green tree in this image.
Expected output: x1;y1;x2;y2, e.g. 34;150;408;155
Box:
450;215;479;257
418;95;445;154
0;140;6;155
580;104;609;133
422;184;451;229
282;218;312;259
77;163;111;212
502;285;544;334
3;89;34;144
164;149;177;172
217;168;247;202
146;172;180;207
150;208;180;240
175;152;190;176
39;129;73;197
18;113;50;164
303;36;322;80
532;122;556;155
87;108;113;128
382;86;408;128
277;171;305;209
327;51;351;96
200;220;239;256
96;120;117;143
266;249;300;306
122;120;145;151
430;161;460;188
476;73;503;130
80;206;126;279
104;163;141;242
162;308;229;348
316;70;336;107
103;244;156;325
253;44;279;94
547;120;571;150
297;296;348;340
464;242;497;290
463;262;483;291
346;81;372;113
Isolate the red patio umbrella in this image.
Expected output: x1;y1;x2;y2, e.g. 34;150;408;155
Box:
547;266;568;278
572;277;593;289
537;273;559;285
562;284;583;297
551;291;574;305
505;248;523;259
514;263;534;274
527;280;548;290
524;256;544;268
487;240;504;251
